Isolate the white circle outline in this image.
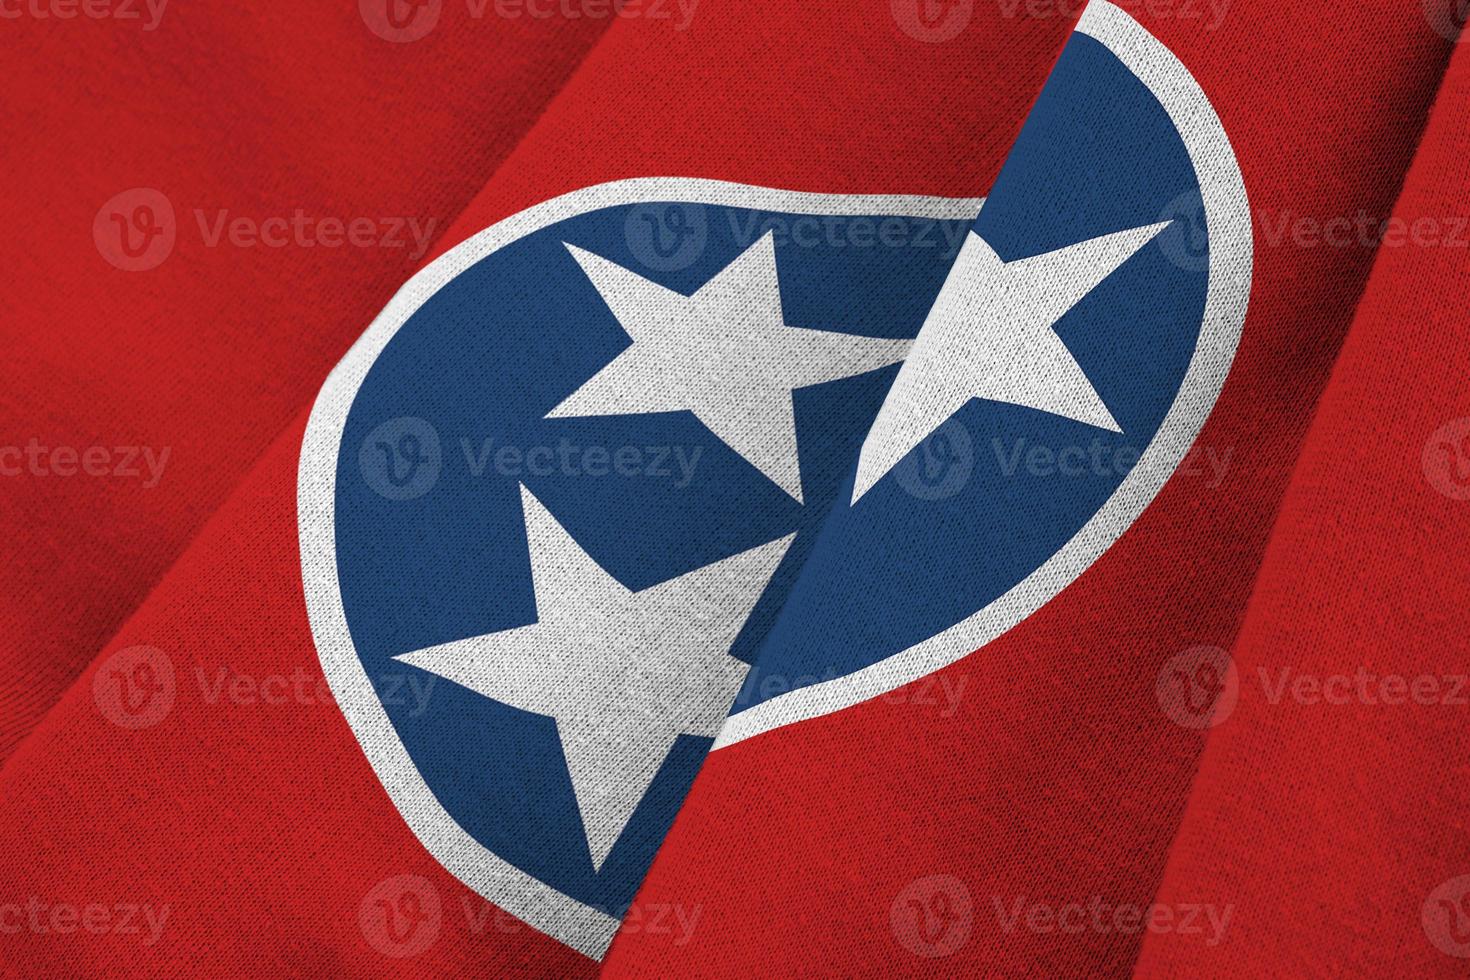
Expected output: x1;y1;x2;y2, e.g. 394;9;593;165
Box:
297;1;1252;957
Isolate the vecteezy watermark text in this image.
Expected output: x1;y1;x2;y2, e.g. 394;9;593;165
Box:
0;440;169;488
0;0;167;30
359;418;706;501
620;202;974;273
993;895;1233;946
94;188;439;272
358;874;700;958
193;210;437;258
359;0;698;43
726;210;970;256
1157;645;1470;733
93;646;436;730
459;437;701;488
992;437;1232;488
891;0;1229;44
1259;209;1470;250
1257;667;1470;707
995;0;1229;30
733;667;967;718
0;897;169;946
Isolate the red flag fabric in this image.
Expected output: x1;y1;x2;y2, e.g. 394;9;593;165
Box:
1135;32;1470;977
0;0;1076;974
602;0;1461;975
2;0;1467;976
0;0;608;762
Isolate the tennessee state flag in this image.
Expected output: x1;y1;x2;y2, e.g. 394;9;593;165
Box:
3;0;1469;975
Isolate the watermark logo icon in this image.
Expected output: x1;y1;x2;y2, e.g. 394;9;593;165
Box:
1156;645;1238;729
890;874;973;958
1157;188;1209;272
1423;875;1470;958
1423;0;1470;41
624;203;707;272
93;646;175;729
894;419;973;500
360;0;441;42
359;875;442;958
94;188;175;272
891;0;973;43
360;417;442;500
1422;417;1470;500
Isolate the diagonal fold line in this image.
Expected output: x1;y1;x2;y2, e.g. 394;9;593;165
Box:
1125;23;1467;978
703;0;1098;755
0;14;633;778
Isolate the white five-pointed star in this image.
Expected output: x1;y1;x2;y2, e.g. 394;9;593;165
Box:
851;222;1171;503
549;232;911;503
396;486;791;872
